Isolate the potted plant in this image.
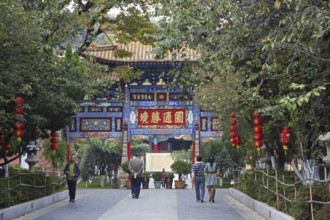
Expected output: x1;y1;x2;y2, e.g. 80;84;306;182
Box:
121;161;131;189
142;172;150;189
170;160;191;189
165;172;175;189
152;171;162;189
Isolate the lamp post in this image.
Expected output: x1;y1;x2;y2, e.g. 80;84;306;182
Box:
25;141;41;172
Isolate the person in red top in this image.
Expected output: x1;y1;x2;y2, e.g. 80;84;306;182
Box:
161;168;166;188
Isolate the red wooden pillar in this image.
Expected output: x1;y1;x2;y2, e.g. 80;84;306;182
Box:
153;136;158;152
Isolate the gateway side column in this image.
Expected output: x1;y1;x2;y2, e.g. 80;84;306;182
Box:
194;123;201;161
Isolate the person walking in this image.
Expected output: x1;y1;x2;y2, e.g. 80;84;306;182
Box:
204;156;217;203
192;155;206;203
63;155;80;203
161;168;166;188
129;153;144;199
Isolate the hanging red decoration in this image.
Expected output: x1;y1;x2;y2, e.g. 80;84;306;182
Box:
252;111;263;153
230;131;237;138
253;118;262;126
229;112;241;149
50;131;58;151
15;97;24;105
280;128;291;155
50;131;57;137
14;123;24;130
253;133;263;141
253;140;263;148
14;97;25;142
230;112;236;118
252;111;261;118
253;125;263;133
229;125;236;132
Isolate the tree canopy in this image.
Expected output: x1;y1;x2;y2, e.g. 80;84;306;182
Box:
0;0;158;164
153;0;330;166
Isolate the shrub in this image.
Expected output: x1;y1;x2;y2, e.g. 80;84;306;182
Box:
121;161;130;174
152;172;162;181
170;160;191;180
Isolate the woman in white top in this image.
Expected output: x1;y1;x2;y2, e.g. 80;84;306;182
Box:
204;156;217;203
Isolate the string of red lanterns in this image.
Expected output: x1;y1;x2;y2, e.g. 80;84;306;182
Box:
280;128;291;155
229;112;241;149
14;97;25;143
50;131;58;151
252;111;263;154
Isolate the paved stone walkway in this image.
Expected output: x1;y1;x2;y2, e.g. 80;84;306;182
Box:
14;188;265;220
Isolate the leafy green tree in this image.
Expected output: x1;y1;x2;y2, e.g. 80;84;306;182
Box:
80;139;121;182
0;0;159;165
153;0;330;172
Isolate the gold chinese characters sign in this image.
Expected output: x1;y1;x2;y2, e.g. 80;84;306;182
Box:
137;109;186;126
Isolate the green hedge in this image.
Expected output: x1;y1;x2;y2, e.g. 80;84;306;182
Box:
0;168;66;208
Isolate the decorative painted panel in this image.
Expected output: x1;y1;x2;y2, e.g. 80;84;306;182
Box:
130;93;154;101
115;118;122;131
200;117;208;131
211;117;221;131
107;106;123;112
70;118;76;132
157;93;167;101
80;118;111;131
88;107;103;112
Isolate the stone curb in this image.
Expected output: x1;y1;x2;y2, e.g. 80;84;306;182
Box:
0;190;68;220
229;188;294;220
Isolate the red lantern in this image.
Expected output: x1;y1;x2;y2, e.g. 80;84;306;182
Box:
280;128;291;145
230;131;237;138
50;131;57;137
253;118;262;125
280;128;291;154
230;112;236;118
230;137;237;145
50;137;58;143
51;143;58;151
14;123;24;130
253;133;263;141
252;111;262;118
253;125;263;133
15;107;23;114
14;130;24;137
229;125;236;132
15;97;24;105
253;140;263;148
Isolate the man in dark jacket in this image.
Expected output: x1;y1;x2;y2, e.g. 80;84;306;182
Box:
128;153;144;199
63;155;80;203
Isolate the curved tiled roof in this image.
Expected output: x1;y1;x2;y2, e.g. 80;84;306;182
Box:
86;42;199;63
